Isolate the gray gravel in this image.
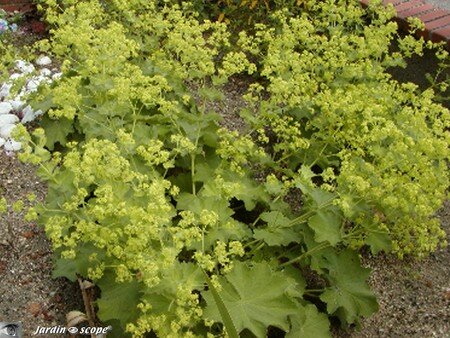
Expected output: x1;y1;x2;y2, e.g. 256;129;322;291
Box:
0;152;83;338
425;0;450;12
334;202;450;338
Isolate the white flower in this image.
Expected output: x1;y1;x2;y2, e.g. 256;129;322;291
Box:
0;137;5;147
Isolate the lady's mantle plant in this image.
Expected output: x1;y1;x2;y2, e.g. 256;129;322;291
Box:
4;0;449;337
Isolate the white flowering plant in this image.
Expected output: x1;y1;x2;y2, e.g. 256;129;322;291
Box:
1;0;449;337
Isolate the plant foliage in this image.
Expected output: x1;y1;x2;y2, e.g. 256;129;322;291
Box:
1;0;449;337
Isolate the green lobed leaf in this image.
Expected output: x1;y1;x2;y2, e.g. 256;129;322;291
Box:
150;262;204;296
40;116;74;151
96;272;142;327
308;208;342;246
287;304;331;338
203;261;299;337
254;211;303;246
52;244;103;281
318;250;378;324
365;231;392;254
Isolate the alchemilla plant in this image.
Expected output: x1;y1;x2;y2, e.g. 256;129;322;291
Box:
1;0;448;337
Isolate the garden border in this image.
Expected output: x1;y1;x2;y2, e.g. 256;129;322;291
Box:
360;0;450;49
0;0;34;13
1;0;450;49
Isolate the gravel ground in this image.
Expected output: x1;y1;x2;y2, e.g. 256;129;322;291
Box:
334;202;450;338
425;0;450;11
0;151;83;337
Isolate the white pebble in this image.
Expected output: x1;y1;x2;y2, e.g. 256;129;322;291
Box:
0;137;5;147
34;109;43;118
4;139;21;151
15;60;35;74
26;75;51;93
0;124;16;139
9;73;23;80
40;68;52;77
0;83;12;98
26;78;40;93
22;107;43;123
21;105;35;123
9;99;24;111
0;114;19;126
36;55;52;66
0;102;13;115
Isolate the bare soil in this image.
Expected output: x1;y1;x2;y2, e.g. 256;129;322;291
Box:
0;151;84;337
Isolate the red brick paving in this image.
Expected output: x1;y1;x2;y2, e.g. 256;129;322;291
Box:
0;1;33;13
361;0;450;49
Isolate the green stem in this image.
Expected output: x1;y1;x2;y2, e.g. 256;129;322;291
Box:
288;199;334;226
248;242;265;256
279;242;329;268
243;239;261;249
304;289;324;293
191;153;196;195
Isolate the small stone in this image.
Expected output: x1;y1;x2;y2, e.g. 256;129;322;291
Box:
0;102;13;115
34;109;44;118
15;60;35;74
4;139;21;151
10;99;24;111
21;105;35;123
9;73;23;80
22;108;43;123
26;78;40;93
40;68;52;77
0;124;17;139
0;19;8;33
0;114;19;126
36;55;52;66
27;75;50;94
0;83;12;98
